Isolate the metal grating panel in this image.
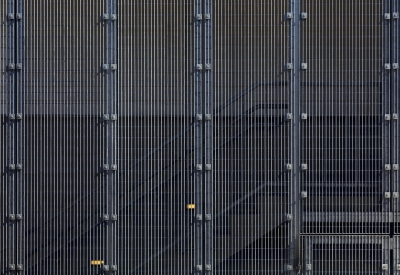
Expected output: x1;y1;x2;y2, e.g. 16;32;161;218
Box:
118;1;197;273
300;0;390;234
212;1;292;273
24;1;108;273
303;236;390;274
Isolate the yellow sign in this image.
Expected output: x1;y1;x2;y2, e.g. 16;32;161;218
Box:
186;204;195;209
91;260;104;265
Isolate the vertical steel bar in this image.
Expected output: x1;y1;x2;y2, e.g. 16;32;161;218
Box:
204;0;212;273
290;0;301;271
16;0;24;269
194;0;203;272
383;0;391;215
6;0;15;272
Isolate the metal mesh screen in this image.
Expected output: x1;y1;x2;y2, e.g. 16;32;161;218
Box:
24;1;108;273
300;0;390;234
212;1;292;273
118;1;197;273
303;236;389;274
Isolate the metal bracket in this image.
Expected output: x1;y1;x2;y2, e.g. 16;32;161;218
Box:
110;214;118;221
196;64;203;71
7;13;14;20
393;192;399;199
385;164;391;171
102;114;110;121
384;13;391;20
397;263;400;271
196;114;202;121
204;63;212;70
301;113;308;120
110;64;117;71
285;113;293;120
301;191;308;199
110;14;117;21
110;265;118;272
301;12;308;19
393;12;399;19
103;164;109;171
111;164;117;171
102;64;109;71
102;264;109;272
384;63;391;70
384;114;391;121
205;264;212;271
393;63;399;70
16;63;22;70
196;265;202;271
196;214;202;221
301;163;308;171
9;264;23;271
286;264;293;271
205;164;212;171
195;164;202;171
16;113;22;120
102;214;109;222
285;12;293;20
305;264;312;271
205;214;212;221
204;13;211;20
393;164;399;170
285;163;293;170
285;63;293;70
301;63;308;70
382;264;388;271
393;113;398;120
385;192;391;199
285;213;293;221
204;114;212;121
195;14;202;21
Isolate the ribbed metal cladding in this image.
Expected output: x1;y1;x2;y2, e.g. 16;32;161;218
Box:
300;0;390;234
24;1;109;274
212;1;292;273
303;236;390;274
118;1;197;273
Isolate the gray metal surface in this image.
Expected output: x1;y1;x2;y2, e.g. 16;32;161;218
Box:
1;0;400;274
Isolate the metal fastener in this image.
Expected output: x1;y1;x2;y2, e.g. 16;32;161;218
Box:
384;13;391;20
102;265;109;271
9;164;15;170
393;164;399;171
397;263;400;270
205;164;212;171
110;114;117;121
393;12;399;19
384;63;391;70
16;264;23;271
196;164;202;171
16;63;22;70
301;12;308;19
195;14;202;21
393;192;399;199
306;264;312;271
101;13;109;20
110;265;118;271
301;63;308;70
286;163;293;170
110;14;117;21
196;64;203;71
205;264;212;271
16;163;22;170
385;192;391;199
111;164;117;171
110;64;117;71
393;63;399;70
9;114;15;120
8;264;15;271
205;114;212;121
301;163;308;170
285;12;293;20
204;63;212;70
196;265;202;271
103;164;109;171
196;114;202;121
16;13;22;20
102;64;109;71
102;114;109;121
8;13;14;20
384;114;391;120
286;264;293;271
393;113;399;120
286;63;293;70
8;214;15;221
286;213;293;221
205;214;212;221
16;214;23;220
8;63;15;70
385;164;391;171
204;13;211;20
286;113;293;120
196;214;202;221
111;214;118;221
102;214;109;221
16;113;22;120
301;113;308;120
382;264;388;271
301;191;308;199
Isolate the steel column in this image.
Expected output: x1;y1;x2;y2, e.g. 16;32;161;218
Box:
290;0;301;272
194;0;203;272
6;0;16;272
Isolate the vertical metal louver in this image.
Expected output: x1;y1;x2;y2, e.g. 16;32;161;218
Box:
303;236;390;274
300;0;390;234
118;1;197;273
212;1;292;273
24;1;109;273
